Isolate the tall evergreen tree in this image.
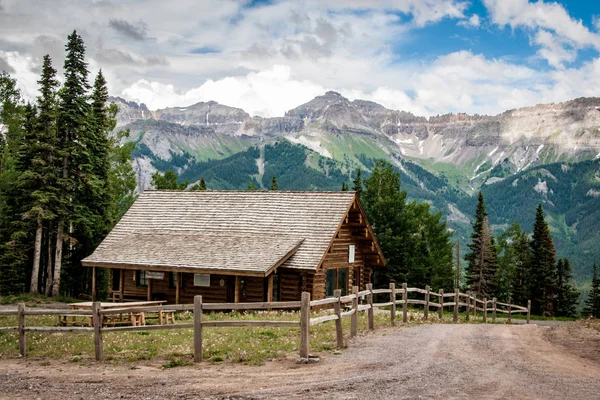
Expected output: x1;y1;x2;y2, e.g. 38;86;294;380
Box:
17;55;60;293
247;181;257;191
512;228;532;306
341;182;348;191
53;30;91;296
584;262;600;318
152;169;187;190
555;258;579;317
529;203;557;316
465;192;498;299
270;175;278;190
352;168;362;197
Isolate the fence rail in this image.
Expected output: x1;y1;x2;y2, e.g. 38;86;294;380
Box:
0;284;530;361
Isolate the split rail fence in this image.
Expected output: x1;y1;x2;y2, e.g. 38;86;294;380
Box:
0;283;530;361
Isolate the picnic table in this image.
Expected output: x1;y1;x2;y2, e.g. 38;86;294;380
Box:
58;301;170;327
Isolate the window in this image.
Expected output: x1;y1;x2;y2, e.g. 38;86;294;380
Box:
348;245;355;263
169;272;181;289
112;270;120;290
194;274;210;287
136;271;148;287
325;268;348;297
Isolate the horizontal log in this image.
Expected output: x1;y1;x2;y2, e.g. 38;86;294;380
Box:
0;310;17;316
102;323;194;332
474;299;485;304
495;309;510;314
443;293;457;298
310;298;339;307
429;303;442;308
458;302;469;307
394;289;405;295
101;305;193;315
357;290;371;297
495;302;512;307
203;301;301;311
428;292;441;298
310;314;339;326
357;304;371;312
371;288;392;295
508;309;528;314
203;320;300;328
340;309;355;318
0;326;17;332
339;294;357;303
443;302;457;307
407;288;426;294
373;301;394;307
26;309;94;316
407;300;427;305
24;327;94;333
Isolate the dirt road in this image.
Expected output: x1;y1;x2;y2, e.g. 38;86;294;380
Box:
1;323;599;399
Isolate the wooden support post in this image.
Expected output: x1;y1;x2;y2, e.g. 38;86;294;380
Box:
453;289;459;322
92;267;97;302
483;297;487;323
527;300;531;324
234;276;240;303
351;286;358;338
147;276;152;301
466;290;471;322
175;272;180;305
473;294;477;319
424;285;430;321
389;282;396;326
366;283;374;330
508;302;512;324
119;269;124;302
438;289;444;320
193;295;203;362
92;301;103;361
402;282;408;323
334;289;343;348
300;292;310;358
18;303;25;357
267;274;274;303
492;297;497;323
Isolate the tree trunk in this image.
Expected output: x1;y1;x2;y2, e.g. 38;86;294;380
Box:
30;217;43;293
44;222;54;296
52;219;64;297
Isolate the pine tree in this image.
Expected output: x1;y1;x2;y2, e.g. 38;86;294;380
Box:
247;181;257;191
352;168;362;197
199;177;207;190
584;263;600;318
512;229;532;306
555;258;579;317
270;175;278;190
152;170;187;190
341;182;348;191
465;192;498;299
530;203;557;316
17;55;60;293
53;30;91;296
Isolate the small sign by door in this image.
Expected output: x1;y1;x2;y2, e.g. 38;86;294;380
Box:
146;271;164;280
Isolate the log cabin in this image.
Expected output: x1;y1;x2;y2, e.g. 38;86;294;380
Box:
82;191;385;303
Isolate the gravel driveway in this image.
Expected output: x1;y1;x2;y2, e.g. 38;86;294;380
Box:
1;323;599;400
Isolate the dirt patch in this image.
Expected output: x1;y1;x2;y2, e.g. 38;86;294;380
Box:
1;323;600;399
545;319;600;365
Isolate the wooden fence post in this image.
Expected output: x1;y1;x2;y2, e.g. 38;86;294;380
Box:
300;292;311;358
366;283;374;330
389;282;396;326
194;295;203;362
424;285;430;321
492;297;497;323
18;303;25;357
92;301;103;361
333;289;343;348
453;289;459;322
351;286;358;337
438;289;444;320
483;297;487;323
527;300;531;325
473;294;477;319
402;283;408;323
466;291;471;322
508;302;512;324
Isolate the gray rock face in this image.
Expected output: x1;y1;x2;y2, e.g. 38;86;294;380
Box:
109;96;153;128
154;101;250;135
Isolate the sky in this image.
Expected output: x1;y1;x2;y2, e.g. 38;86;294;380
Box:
0;0;599;118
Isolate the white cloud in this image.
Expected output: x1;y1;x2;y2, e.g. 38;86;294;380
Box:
483;0;600;67
458;14;481;28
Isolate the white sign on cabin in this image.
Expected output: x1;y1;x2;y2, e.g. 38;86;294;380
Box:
194;273;210;287
349;245;355;263
146;271;164;280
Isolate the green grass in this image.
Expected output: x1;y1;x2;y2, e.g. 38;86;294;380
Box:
0;293;80;305
0;309;394;365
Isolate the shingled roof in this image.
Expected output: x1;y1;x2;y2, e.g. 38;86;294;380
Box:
83;191;358;276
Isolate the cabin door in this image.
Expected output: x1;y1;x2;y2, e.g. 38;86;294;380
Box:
226;276;236;302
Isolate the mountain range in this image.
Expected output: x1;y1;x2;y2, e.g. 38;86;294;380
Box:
110;92;600;283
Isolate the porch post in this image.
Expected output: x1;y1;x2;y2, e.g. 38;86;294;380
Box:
234;276;240;303
147;275;152;301
175;272;181;304
267;274;274;302
119;269;124;302
91;267;97;302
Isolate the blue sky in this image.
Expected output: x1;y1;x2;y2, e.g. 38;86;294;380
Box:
0;0;599;117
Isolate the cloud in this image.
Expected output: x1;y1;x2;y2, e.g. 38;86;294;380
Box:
108;19;148;41
95;48;169;66
483;0;600;67
458;14;480;28
0;55;14;73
